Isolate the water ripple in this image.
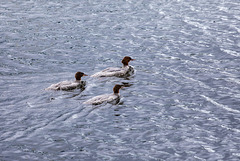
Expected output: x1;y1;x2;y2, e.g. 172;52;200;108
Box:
1;0;240;160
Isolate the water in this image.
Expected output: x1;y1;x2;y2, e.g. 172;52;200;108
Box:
0;0;240;160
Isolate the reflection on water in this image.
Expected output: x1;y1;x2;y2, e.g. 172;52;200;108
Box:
0;0;240;160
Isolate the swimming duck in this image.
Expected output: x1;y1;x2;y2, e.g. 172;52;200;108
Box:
83;84;123;105
91;56;135;77
46;72;87;91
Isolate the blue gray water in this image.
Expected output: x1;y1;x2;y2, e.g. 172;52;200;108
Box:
1;0;240;160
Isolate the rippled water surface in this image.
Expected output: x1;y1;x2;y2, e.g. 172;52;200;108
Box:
1;0;240;160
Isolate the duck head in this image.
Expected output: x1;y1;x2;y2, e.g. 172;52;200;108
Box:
121;56;135;66
113;84;123;94
75;72;88;81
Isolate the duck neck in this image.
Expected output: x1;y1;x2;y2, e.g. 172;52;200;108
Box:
114;91;119;94
122;60;129;67
122;63;129;68
113;88;120;94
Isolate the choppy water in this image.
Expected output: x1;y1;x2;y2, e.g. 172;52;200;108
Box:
1;0;240;160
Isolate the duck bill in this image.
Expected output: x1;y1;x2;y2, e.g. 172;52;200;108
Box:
131;59;135;61
83;74;88;76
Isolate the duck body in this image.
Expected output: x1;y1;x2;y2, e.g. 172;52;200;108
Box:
91;65;134;77
83;84;122;105
46;72;87;91
46;80;86;91
91;56;135;78
83;93;120;105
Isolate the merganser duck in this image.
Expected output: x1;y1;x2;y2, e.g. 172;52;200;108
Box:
46;72;88;91
83;84;123;105
91;56;135;77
